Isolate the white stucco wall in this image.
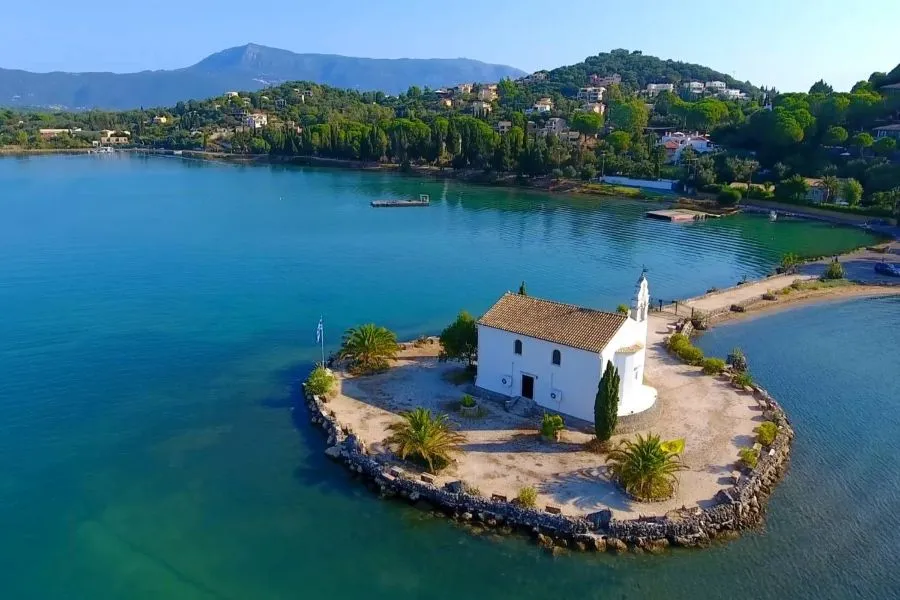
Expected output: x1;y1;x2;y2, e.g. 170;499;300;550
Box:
476;277;655;423
601;175;675;191
476;326;604;422
475;321;652;423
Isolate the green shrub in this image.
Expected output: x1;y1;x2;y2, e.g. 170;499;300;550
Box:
677;345;705;365
732;371;753;387
739;446;759;469
822;259;844;280
516;486;537;508
305;365;336;396
666;333;690;351
756;421;778;446
727;347;748;372
701;358;726;375
780;253;801;274
387;408;464;473
540;413;565;439
616;303;630;315
717;187;742;206
460;394;476;408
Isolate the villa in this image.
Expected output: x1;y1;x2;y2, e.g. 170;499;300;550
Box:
475;272;657;424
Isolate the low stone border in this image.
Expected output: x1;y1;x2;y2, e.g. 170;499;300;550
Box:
301;373;794;553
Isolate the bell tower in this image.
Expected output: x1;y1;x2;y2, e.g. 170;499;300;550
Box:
632;268;650;323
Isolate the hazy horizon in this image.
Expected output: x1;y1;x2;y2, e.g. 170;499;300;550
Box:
2;0;899;92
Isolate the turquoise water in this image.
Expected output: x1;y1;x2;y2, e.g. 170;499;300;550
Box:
0;154;893;599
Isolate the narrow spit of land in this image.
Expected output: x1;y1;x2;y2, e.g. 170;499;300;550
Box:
327;271;897;519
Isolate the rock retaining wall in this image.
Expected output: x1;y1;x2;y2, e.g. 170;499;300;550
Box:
301;377;794;553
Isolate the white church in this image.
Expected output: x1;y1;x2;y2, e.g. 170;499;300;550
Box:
474;272;657;424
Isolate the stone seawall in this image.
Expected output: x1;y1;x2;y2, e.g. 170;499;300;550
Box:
301;378;794;553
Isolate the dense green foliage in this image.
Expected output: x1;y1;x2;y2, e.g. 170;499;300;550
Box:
594;361;620;442
439;311;478;366
386;408;463;472
823;259;845;280
2;48;898;218
460;394;476;408
339;323;399;374
701;357;727;375
732;371;754;387
756;421;779;446
529;49;756;95
304;365;336;397
606;433;688;501
739;446;760;469
540;413;565;439
667;333;705;365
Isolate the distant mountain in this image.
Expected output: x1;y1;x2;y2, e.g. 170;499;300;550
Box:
0;43;526;110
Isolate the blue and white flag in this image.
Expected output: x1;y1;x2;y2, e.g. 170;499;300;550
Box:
315;317;324;343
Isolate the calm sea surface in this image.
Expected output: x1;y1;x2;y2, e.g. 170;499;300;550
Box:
0;154;895;600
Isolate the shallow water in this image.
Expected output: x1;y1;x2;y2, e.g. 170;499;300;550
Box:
0;154;893;599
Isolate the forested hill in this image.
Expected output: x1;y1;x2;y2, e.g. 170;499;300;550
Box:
526;49;758;95
0;43;525;110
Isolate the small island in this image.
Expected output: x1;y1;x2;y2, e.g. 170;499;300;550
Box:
297;264;900;552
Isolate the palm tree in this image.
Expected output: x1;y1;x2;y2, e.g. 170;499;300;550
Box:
387;408;464;472
822;175;841;203
606;433;687;501
339;323;399;374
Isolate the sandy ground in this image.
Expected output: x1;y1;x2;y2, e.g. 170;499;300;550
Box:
328;330;763;519
327;257;898;519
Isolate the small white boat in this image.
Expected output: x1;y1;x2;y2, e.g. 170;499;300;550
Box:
769;210;778;221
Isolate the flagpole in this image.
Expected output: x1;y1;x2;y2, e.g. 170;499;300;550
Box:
320;316;325;366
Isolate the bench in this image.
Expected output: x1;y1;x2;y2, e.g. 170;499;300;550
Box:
420;474;435;484
545;505;562;515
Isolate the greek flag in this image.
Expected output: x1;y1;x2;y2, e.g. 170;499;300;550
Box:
315;317;323;343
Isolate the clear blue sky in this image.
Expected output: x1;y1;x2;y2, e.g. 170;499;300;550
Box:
5;0;899;92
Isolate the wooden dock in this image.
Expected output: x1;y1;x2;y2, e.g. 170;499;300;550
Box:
646;208;715;222
371;194;430;208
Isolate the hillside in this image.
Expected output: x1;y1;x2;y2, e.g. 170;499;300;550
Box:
0;43;525;110
525;49;758;95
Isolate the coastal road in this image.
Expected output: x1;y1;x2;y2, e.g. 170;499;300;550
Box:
800;245;900;285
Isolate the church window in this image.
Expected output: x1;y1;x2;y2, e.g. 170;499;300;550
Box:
514;339;522;355
552;349;561;365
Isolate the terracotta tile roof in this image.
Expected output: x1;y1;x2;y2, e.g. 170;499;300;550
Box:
477;293;627;353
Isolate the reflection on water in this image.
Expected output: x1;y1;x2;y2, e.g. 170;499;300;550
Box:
0;155;889;600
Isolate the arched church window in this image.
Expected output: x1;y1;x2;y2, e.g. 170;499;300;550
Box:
514;339;522;355
552;349;561;365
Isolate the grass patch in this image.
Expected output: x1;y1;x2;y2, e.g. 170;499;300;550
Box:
780;278;853;294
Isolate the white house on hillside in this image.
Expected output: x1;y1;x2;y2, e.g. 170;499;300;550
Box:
660;131;718;162
646;83;674;96
475;272;657;423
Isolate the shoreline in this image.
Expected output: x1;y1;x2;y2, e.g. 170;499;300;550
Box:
4;147;897;232
301;275;896;554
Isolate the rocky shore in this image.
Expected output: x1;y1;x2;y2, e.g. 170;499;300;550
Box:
301;377;794;553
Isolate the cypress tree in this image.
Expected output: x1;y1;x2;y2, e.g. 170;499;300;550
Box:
518;281;527;296
594;361;620;441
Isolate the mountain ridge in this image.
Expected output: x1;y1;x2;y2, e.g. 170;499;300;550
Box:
0;43;526;110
